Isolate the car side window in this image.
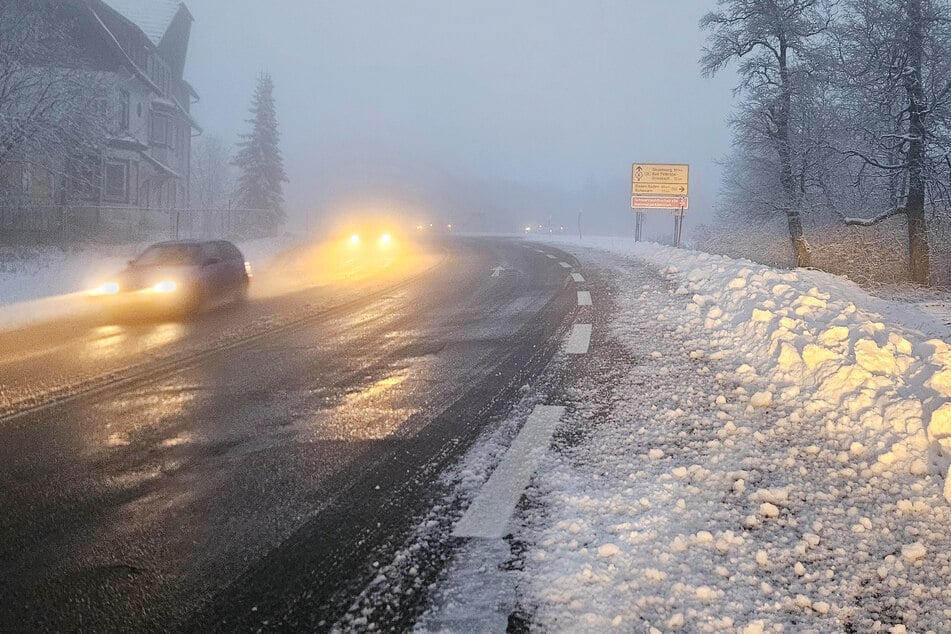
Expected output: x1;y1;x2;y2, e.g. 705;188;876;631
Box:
219;241;242;261
202;242;221;262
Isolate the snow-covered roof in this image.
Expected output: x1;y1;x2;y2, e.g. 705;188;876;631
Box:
101;0;187;46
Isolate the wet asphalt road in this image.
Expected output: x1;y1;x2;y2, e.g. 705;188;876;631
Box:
0;236;576;632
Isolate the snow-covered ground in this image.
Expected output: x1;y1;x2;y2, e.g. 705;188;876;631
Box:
415;238;951;633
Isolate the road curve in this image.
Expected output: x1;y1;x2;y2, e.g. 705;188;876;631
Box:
0;236;577;632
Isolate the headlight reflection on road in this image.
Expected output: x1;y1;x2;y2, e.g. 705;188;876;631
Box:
85;325;127;361
305;369;415;441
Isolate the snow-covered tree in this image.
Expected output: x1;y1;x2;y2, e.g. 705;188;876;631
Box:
233;73;287;234
829;0;951;285
191;134;235;211
701;0;835;268
0;1;112;179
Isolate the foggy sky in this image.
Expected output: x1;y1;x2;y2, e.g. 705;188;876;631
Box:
184;1;738;238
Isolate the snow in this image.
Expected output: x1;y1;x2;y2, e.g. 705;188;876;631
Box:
418;237;951;633
101;0;184;46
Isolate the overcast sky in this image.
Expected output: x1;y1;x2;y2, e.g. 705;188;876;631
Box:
184;1;738;237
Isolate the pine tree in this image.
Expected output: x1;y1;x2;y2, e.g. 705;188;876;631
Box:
233;73;287;234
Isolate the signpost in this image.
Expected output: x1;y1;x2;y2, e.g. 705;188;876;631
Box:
630;163;689;247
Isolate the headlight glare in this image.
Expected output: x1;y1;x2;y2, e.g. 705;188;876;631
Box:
153;280;177;293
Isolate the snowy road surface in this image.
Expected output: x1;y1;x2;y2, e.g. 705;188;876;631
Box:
3;235;951;632
0;237;576;631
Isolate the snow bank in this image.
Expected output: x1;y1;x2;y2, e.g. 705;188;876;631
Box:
630;241;951;487
508;237;951;632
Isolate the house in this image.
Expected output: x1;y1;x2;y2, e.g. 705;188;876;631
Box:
0;0;200;240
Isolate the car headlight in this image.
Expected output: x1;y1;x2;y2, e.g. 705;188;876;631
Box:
90;281;120;296
349;234;361;246
379;233;393;246
153;280;177;293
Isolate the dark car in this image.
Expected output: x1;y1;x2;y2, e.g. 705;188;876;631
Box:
90;240;251;315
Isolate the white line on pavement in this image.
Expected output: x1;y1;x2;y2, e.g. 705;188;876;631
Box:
546;254;557;259
577;291;592;306
453;405;566;539
558;261;572;269
571;272;585;283
565;324;592;354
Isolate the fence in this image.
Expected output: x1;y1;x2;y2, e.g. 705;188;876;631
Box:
0;202;267;244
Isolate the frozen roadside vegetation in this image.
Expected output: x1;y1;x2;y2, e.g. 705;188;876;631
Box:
0;234;302;329
422;237;951;633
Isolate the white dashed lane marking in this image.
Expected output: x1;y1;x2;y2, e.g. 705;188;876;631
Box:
577;291;592;306
558;261;572;269
565;324;592;354
546;254;557;259
453;405;566;539
571;272;584;283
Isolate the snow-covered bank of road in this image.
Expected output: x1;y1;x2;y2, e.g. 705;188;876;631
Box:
425;239;951;633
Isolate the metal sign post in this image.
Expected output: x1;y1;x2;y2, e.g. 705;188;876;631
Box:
635;211;644;242
674;203;685;248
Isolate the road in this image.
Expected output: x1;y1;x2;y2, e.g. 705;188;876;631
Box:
0;236;577;632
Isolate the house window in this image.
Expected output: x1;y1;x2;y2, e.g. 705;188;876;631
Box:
118;90;130;131
150;112;170;146
70;155;99;200
103;160;129;202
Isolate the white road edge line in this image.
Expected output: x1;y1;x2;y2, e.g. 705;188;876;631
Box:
565;324;592;354
545;254;557;259
558;261;572;269
453;405;566;539
571;272;585;283
577;291;592;306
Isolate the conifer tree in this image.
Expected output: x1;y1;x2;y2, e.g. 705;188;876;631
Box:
233;73;287;233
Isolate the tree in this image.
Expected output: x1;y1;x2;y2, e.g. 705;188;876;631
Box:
191;134;235;210
233;73;287;234
0;1;111;176
832;0;951;284
701;0;834;268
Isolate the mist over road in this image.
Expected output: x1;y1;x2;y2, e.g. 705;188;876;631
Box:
0;237;576;631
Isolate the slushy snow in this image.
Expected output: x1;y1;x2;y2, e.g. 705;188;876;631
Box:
421;238;951;633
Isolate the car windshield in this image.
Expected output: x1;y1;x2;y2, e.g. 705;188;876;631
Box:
133;244;202;267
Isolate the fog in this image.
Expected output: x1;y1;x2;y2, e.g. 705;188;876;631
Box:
185;1;737;238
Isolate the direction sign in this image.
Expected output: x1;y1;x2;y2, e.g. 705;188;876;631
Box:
631;195;688;210
630;163;690;210
632;163;689;190
633;182;688;196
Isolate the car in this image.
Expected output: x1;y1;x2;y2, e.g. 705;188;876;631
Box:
89;239;251;316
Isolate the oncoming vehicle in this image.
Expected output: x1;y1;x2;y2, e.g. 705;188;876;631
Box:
90;240;252;316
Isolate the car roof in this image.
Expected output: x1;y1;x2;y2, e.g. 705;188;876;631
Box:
147;239;239;248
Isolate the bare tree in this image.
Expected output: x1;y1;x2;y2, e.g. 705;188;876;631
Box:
831;0;951;284
191;134;235;210
0;1;112;182
701;0;834;268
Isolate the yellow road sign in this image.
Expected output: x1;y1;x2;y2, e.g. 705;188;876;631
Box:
631;163;689;196
633;182;688;196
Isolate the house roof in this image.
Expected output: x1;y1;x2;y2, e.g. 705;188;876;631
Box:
100;0;190;46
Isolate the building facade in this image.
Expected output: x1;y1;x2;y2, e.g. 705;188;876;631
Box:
0;0;200;240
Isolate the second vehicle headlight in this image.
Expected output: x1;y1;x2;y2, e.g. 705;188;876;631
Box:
153;280;177;293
